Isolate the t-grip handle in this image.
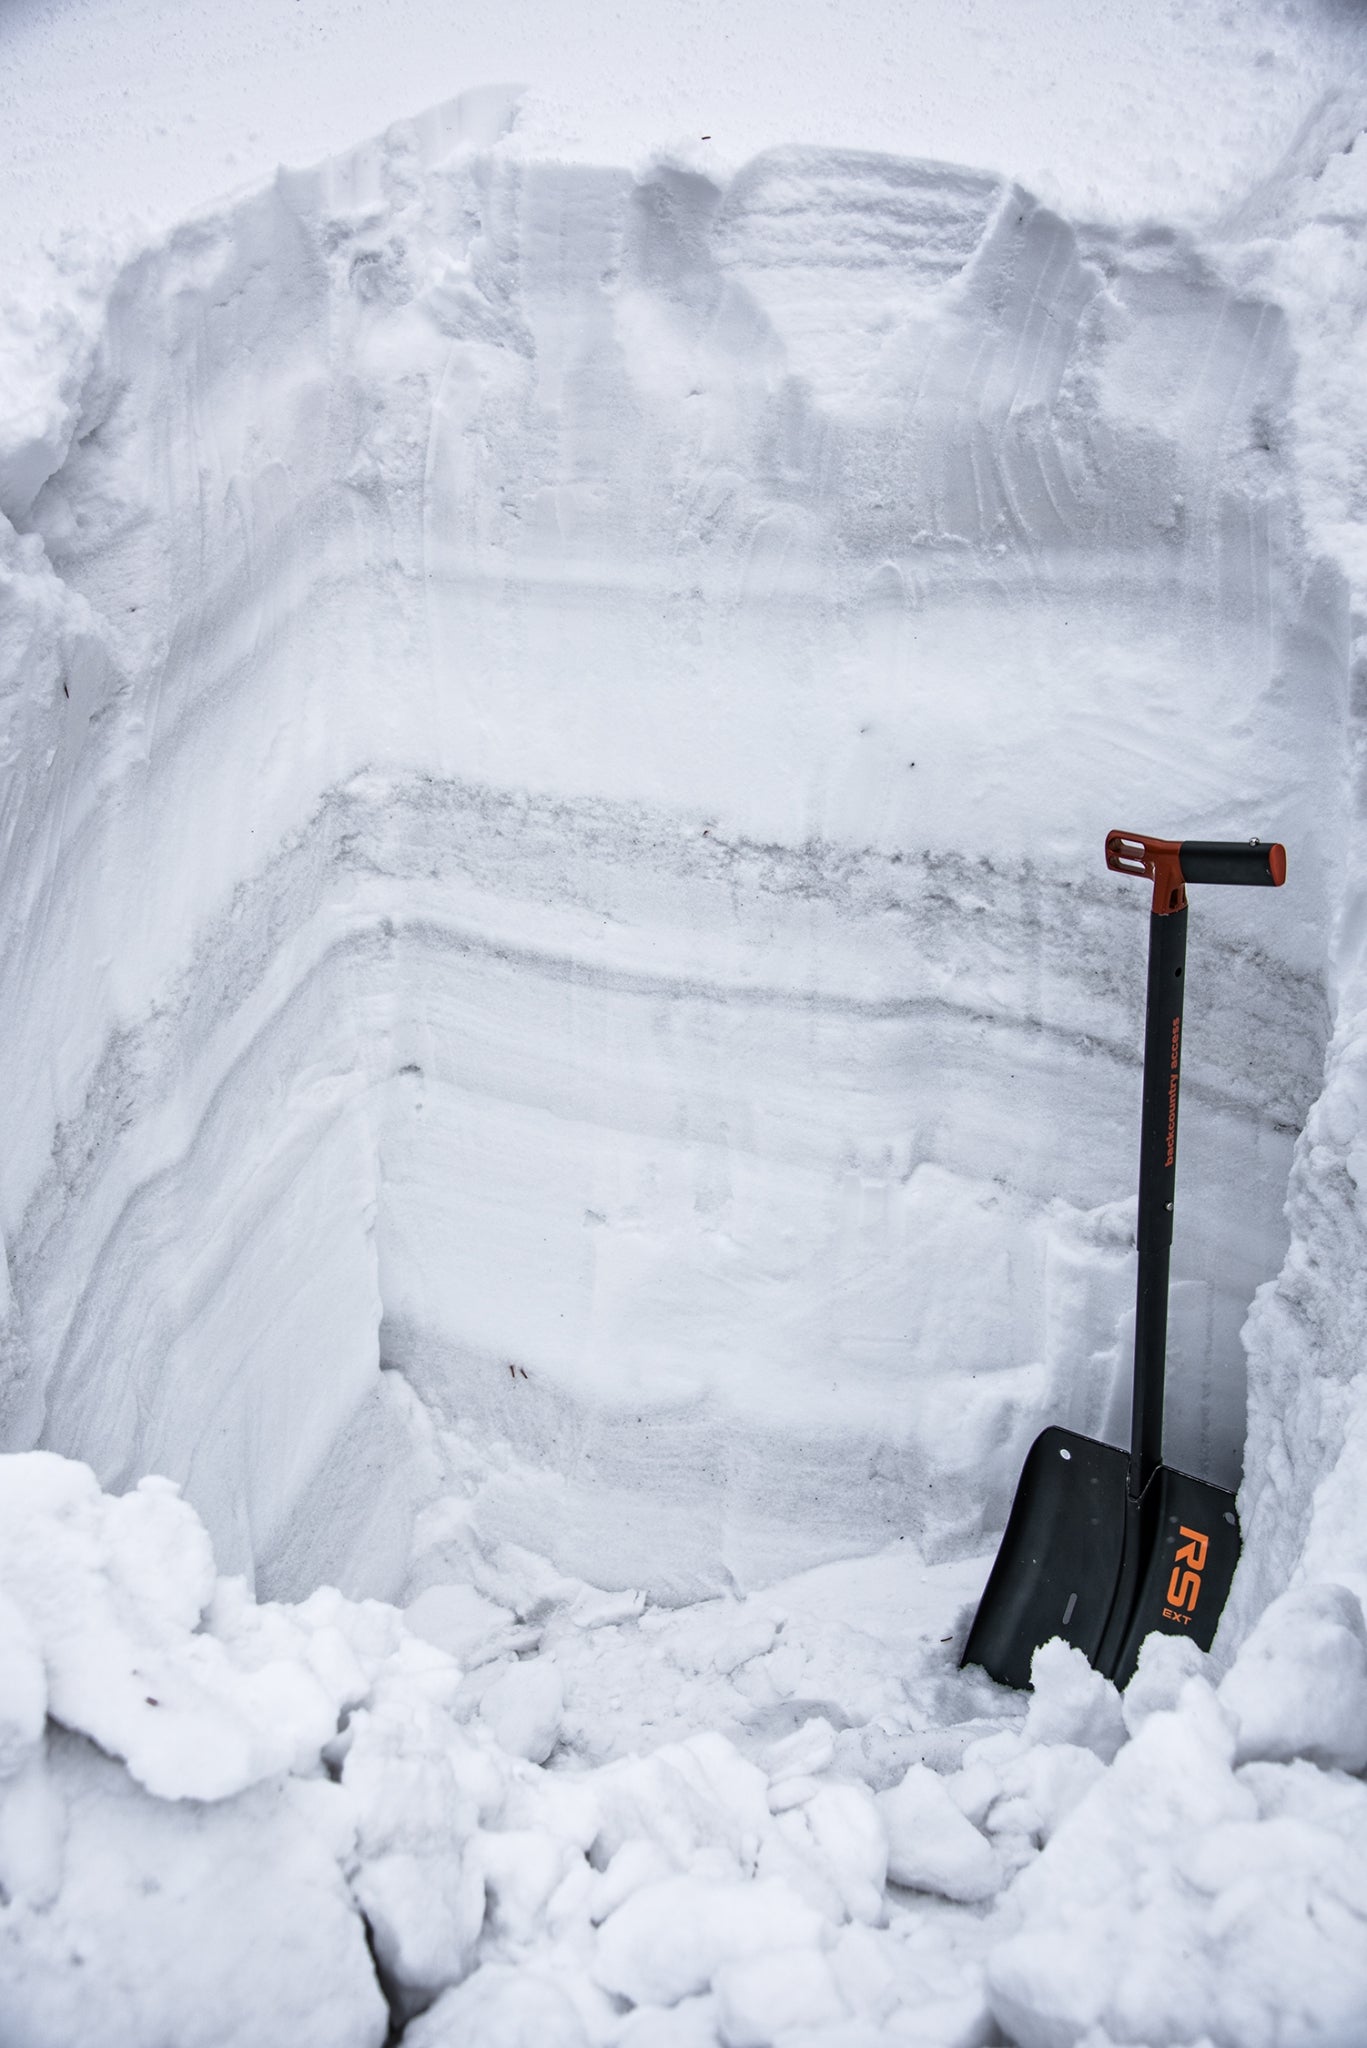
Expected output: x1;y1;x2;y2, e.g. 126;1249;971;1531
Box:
1106;831;1286;915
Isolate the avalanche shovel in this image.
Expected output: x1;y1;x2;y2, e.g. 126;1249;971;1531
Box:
963;830;1286;1690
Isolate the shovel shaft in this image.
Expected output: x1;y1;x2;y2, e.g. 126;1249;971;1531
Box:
1131;905;1187;1498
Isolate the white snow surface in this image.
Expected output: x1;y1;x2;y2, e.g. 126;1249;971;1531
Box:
5;0;1367;275
3;2;1367;2041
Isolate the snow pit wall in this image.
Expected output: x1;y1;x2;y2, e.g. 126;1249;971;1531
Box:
0;109;1345;1603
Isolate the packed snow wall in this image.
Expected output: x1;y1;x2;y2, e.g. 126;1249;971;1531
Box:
0;105;1344;1603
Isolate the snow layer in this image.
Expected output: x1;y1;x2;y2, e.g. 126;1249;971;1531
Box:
0;104;1339;1605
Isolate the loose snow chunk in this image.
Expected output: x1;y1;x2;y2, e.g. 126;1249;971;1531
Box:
593;1733;773;1873
1218;1581;1367;1773
0;1588;45;1778
712;1612;779;1676
352;1847;485;2000
478;1656;564;1763
985;1675;1367;2048
594;1873;825;2006
616;1998;721;2048
1024;1639;1126;1763
479;1827;582;1944
878;1764;1000;1903
568;1584;647;1630
0;1752;64;1908
980;1742;1107;1860
404;1580;520;1664
0;1731;387;2048
0;1453;212;1640
761;1715;839;1785
589;1837;678;1923
499;1757;602;1853
714;1944;849;2046
339;1691;497;1998
766;1780;888;1925
402;1962;592;2048
1121;1630;1210;1736
211;1578;374;1709
0;1454;343;1800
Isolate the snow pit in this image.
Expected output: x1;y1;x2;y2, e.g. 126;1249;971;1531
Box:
3;43;1367;2048
0;109;1340;1605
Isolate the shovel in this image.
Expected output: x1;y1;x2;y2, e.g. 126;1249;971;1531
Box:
962;830;1286;1690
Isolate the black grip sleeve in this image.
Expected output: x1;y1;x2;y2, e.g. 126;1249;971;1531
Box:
1179;840;1285;887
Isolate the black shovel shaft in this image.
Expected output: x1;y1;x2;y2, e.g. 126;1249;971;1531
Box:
1132;906;1186;1499
1116;833;1285;1502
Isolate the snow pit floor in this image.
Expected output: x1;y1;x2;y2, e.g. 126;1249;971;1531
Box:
409;1522;1001;1776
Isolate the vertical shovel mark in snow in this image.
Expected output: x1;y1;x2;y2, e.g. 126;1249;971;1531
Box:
0;121;1344;1599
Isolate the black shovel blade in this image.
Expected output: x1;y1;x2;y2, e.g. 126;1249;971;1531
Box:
962;1426;1127;1691
962;1429;1242;1691
1111;1464;1240;1686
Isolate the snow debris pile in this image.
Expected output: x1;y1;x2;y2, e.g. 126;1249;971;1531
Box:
2;1454;1367;2046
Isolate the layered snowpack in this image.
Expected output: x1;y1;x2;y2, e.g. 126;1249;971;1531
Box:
2;87;1367;2047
